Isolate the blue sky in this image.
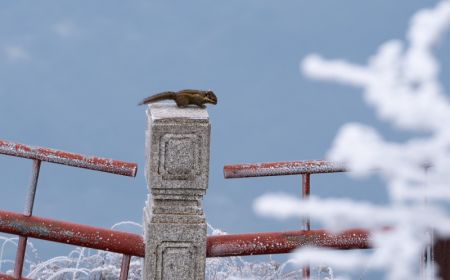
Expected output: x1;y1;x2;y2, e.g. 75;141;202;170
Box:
0;0;448;270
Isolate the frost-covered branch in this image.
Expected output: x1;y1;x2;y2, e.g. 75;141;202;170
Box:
255;1;450;279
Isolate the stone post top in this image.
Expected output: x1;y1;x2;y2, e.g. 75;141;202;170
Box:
147;104;209;122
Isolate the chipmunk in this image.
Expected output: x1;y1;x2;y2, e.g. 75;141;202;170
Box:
138;89;218;108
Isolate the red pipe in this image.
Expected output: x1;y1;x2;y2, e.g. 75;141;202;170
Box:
0;139;137;177
301;174;311;231
119;255;131;280
13;237;27;279
0;210;371;259
301;174;311;279
207;229;370;257
224;160;346;179
0;210;144;257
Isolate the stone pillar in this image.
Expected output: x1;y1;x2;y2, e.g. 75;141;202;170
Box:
143;104;210;280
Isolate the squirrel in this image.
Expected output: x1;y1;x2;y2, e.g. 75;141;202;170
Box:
138;89;217;108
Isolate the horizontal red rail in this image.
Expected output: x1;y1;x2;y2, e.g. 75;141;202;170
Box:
224;160;346;179
0;210;144;257
0;210;370;259
0;139;137;177
207;229;370;257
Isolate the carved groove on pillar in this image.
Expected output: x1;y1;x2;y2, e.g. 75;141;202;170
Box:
156;242;198;280
158;133;201;180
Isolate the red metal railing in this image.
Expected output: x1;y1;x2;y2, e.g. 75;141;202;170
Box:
221;160;368;279
0;210;370;259
223;160;345;178
207;229;370;257
0;140;137;177
2;136;446;279
0;139;138;280
0;138;373;280
222;161;450;280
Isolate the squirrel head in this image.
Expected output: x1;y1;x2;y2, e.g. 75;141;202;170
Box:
203;90;218;105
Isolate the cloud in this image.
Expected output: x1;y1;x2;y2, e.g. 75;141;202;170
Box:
3;45;29;62
54;20;79;38
301;54;374;87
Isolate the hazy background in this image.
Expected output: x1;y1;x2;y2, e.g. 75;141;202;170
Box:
0;0;448;270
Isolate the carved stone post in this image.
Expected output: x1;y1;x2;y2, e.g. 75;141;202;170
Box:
143;104;210;280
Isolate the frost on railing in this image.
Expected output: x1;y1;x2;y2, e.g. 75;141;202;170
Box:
0;224;341;280
255;1;450;279
0;221;145;280
0;139;139;280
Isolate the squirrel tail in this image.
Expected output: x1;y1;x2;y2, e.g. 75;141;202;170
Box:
138;91;177;105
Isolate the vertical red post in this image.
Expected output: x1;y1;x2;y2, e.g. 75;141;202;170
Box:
302;174;311;279
119;255;131;280
13;159;41;279
302;174;311;230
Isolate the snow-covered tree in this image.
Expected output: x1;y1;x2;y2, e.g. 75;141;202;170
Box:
255;1;450;279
